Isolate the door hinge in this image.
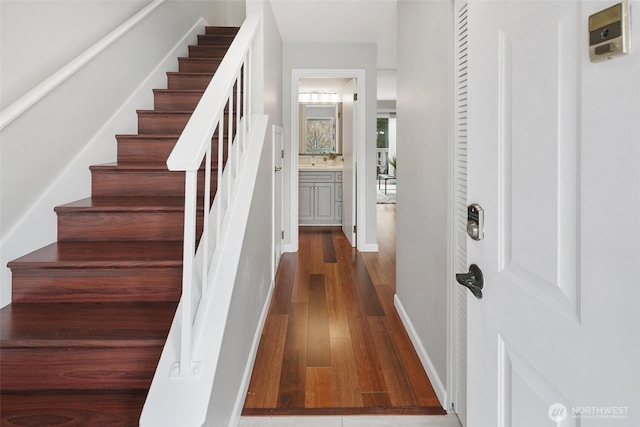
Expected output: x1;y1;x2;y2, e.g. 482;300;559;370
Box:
281;149;284;159
353;225;357;234
281;230;284;239
353;93;358;101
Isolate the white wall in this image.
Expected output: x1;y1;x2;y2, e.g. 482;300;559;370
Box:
282;43;378;250
0;0;245;308
395;0;453;405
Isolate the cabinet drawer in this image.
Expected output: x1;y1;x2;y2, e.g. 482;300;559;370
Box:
299;171;335;182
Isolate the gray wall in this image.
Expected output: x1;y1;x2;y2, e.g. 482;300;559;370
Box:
282;43;378;250
395;0;453;397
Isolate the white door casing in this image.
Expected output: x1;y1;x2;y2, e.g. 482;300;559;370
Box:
289;69;366;252
466;1;640;426
341;78;357;246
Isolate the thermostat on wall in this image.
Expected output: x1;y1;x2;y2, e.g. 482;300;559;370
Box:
589;0;631;62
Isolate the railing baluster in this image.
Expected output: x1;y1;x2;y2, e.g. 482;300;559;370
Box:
202;141;211;296
217;118;224;248
179;170;197;376
236;72;242;173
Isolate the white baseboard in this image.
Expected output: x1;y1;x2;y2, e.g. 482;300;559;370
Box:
394;294;448;408
358;243;379;252
230;280;274;427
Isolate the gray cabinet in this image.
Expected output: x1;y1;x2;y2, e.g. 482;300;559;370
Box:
299;171;342;225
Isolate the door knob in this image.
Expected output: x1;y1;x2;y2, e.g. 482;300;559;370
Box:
274;166;282;172
456;264;484;299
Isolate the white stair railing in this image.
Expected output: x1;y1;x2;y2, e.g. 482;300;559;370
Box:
141;13;264;426
165;13;258;378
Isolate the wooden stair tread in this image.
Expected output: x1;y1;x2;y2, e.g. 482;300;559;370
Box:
55;197;186;212
90;163;219;175
0;302;176;348
8;241;183;269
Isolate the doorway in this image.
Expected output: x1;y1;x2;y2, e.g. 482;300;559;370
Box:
289;69;367;252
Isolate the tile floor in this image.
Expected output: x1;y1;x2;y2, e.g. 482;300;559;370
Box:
239;414;462;427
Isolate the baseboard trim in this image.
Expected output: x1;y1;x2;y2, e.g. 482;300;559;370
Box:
394;294;448;408
230;280;275;426
358;243;379;252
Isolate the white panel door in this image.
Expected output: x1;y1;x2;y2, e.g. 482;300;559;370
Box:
466;1;640;426
341;79;356;245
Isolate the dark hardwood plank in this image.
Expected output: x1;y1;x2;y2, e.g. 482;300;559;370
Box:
307;274;331;367
368;316;419;406
305;367;333;408
245;314;288;408
329;337;363;408
341;279;387;393
352;254;385;316
277;303;308;408
322;228;337;263
269;253;297;315
324;264;350;340
362;392;392;408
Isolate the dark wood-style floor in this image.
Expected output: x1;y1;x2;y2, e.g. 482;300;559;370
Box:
243;205;446;416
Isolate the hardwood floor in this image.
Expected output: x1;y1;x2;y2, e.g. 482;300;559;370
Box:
243;204;446;416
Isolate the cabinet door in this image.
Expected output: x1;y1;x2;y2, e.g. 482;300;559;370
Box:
298;182;315;223
314;182;335;222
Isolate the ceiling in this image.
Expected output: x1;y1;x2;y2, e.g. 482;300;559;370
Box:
270;0;398;101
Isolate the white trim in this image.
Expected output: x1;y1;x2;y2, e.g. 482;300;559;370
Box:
0;0;166;130
230;280;275;426
395;294;448;409
289;69;367;252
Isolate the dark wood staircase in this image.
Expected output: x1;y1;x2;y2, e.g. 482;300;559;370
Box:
0;26;239;427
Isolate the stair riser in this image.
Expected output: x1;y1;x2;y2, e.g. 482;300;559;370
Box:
0;393;146;427
137;111;232;134
92;170;216;197
153;91;203;111
57;212;186;241
178;58;222;73
117;137;228;165
154;91;244;112
204;26;239;36
167;73;212;90
197;35;235;46
188;45;228;59
0;347;160;391
11;268;181;303
137;112;190;134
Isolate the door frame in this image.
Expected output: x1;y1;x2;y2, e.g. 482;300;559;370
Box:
272;124;284;281
288;68;366;252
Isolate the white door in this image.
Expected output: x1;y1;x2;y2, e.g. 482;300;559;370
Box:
273;125;284;276
341;79;357;246
465;1;640;426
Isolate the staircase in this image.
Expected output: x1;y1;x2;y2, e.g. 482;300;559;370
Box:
0;26;239;426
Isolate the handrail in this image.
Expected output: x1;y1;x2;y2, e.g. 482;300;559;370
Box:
0;0;165;131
